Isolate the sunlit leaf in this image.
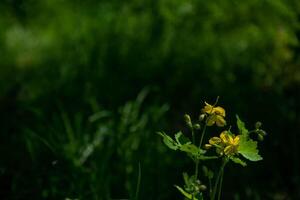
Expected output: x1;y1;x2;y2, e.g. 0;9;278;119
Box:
238;135;262;161
236;115;249;137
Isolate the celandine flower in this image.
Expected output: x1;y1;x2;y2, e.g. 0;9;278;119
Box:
205;131;240;156
201;102;226;127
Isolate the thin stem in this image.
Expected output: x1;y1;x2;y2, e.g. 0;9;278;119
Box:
191;128;196;145
195;160;199;179
214;96;220;106
211;158;227;200
190;126;199;180
209;177;212;198
198;123;207;148
199;96;219;148
217;167;224;200
135;163;141;200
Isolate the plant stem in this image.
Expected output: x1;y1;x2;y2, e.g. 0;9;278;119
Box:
209;177;212;198
195;160;199;179
211;158;227;200
217;167;224;200
198;122;207;148
199;96;220;149
135;163;141;200
191;128;196;145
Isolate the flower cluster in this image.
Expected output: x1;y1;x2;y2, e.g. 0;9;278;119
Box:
158;98;265;200
202;102;240;157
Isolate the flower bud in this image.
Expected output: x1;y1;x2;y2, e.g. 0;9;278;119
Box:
193;123;201;130
204;144;212;149
255;121;262;129
199;184;207;191
184;114;191;123
199;114;206;121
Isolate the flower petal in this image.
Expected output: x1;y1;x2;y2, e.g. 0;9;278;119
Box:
202;102;214;114
220;131;231;143
233;135;240;145
216;115;226;127
206;116;216;126
209;137;222;145
213;106;226;117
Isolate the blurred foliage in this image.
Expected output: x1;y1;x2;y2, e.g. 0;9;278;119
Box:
0;0;300;199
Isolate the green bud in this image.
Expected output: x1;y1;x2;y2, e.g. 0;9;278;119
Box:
199;114;206;121
184;114;191;124
199;184;207;191
255;121;262;129
193;123;201;130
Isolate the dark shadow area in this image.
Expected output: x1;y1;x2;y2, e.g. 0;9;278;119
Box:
0;0;300;199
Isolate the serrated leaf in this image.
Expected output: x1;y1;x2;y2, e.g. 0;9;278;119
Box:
157;132;178;150
238;135;262;161
175;185;199;200
230;157;247;167
236;115;249;137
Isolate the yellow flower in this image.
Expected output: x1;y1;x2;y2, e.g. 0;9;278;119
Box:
201;102;226;127
202;102;225;116
205;131;240;156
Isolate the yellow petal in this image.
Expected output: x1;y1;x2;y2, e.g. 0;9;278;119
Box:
209;137;222;145
213;106;226;117
206;116;216;126
220;131;231;143
224;145;234;155
202;102;214;114
233;135;240;145
215;116;226;127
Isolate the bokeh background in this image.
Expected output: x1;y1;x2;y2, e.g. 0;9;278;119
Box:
1;0;300;199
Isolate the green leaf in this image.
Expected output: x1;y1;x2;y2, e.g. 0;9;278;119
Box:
157;132;178;150
175;131;190;145
230;157;247;167
175;131;182;144
179;143;198;154
238;135;262;161
198;155;218;160
175;185;199;200
179;144;206;158
236;115;249;137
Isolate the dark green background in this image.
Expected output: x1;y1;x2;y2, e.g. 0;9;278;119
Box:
0;0;300;199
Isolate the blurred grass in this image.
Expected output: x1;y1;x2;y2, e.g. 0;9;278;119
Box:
17;90;173;199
